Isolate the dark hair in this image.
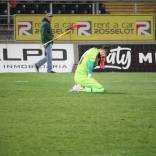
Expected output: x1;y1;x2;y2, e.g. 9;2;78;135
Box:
46;13;53;17
100;45;110;50
98;46;110;53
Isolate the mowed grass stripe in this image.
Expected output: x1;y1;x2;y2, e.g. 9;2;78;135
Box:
0;73;156;156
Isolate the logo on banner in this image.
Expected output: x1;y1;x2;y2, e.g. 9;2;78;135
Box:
136;21;151;35
77;21;92;36
18;21;33;35
0;44;74;73
106;46;132;70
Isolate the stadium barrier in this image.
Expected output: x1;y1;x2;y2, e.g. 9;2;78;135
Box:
79;44;156;72
0;43;74;73
1;43;156;73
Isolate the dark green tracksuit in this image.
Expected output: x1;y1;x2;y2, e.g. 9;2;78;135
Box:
40;18;53;44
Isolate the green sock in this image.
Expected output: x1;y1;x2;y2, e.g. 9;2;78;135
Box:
80;87;92;92
80;87;104;93
92;87;104;93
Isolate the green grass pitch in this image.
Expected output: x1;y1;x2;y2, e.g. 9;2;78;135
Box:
0;72;156;156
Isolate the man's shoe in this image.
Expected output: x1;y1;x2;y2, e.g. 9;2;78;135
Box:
48;71;56;73
35;64;39;72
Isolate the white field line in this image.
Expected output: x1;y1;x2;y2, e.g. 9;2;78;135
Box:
15;81;29;83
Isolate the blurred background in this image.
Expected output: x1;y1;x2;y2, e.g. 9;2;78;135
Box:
0;0;156;42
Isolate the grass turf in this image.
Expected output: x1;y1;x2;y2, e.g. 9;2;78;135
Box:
0;72;156;156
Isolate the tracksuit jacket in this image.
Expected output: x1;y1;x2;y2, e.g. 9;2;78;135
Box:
40;18;53;44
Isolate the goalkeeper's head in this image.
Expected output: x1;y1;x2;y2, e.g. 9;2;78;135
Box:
99;46;109;57
97;46;110;69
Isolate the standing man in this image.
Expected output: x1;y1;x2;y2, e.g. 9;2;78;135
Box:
70;46;108;93
35;13;55;73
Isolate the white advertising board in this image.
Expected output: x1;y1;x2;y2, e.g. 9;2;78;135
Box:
0;44;74;73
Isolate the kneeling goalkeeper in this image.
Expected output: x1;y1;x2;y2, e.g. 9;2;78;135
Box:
70;46;108;93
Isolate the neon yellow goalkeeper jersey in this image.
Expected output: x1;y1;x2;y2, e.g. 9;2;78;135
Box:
75;47;99;75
